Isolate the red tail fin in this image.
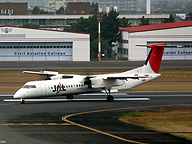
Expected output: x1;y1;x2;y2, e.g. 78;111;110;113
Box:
148;43;166;73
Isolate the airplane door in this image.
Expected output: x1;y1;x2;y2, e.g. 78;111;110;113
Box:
40;83;46;96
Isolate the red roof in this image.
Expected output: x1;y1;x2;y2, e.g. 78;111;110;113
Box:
119;21;192;33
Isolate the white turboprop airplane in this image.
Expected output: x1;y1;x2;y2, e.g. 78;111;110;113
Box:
11;43;167;104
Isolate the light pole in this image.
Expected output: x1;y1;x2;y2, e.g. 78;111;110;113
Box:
98;6;102;61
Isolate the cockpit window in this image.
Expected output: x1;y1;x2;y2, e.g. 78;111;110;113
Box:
23;85;30;88
30;85;36;88
23;85;36;88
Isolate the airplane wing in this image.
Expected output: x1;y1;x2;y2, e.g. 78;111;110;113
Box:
23;71;74;78
23;71;148;80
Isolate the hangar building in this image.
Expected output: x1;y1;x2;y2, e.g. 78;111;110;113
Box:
0;26;90;61
119;21;192;61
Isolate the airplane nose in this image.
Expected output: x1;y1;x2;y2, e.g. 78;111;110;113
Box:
13;89;25;99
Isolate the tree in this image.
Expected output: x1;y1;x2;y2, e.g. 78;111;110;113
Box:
70;17;89;33
39;9;49;14
163;14;175;23
32;6;40;14
32;6;52;14
90;2;98;14
66;9;122;59
139;16;150;26
86;14;98;41
119;17;132;27
56;6;66;14
101;9;121;47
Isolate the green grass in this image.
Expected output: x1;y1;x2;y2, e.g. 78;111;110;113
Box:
120;109;192;141
122;111;145;117
0;69;192;93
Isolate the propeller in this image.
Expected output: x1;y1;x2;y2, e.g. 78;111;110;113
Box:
84;76;92;89
83;69;93;89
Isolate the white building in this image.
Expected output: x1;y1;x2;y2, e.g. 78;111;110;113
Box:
0;26;90;61
119;21;192;61
45;0;82;12
98;0;137;14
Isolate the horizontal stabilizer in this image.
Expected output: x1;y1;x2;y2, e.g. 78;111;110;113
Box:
136;45;183;48
23;71;57;76
106;75;148;79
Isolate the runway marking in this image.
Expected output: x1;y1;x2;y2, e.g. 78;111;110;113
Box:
0;123;73;126
62;103;192;144
0;103;13;106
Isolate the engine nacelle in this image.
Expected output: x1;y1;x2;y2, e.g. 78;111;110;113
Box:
90;77;125;89
50;74;63;80
91;77;104;88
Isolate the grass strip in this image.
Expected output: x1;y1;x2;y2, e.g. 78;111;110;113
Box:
0;69;192;93
120;109;192;141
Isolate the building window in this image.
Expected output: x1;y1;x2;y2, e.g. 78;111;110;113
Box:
120;39;128;44
82;9;85;13
118;48;128;55
1;9;6;14
73;9;77;13
8;9;13;14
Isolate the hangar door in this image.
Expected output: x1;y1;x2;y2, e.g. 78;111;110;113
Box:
0;42;73;61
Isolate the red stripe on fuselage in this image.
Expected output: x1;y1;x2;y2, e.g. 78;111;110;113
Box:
56;82;62;94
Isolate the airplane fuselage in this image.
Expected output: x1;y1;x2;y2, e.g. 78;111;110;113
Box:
13;43;167;102
14;73;160;99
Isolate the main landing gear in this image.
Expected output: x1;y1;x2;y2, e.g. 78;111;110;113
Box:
105;89;114;102
66;95;74;99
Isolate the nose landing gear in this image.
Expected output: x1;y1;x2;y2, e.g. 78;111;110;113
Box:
105;89;114;102
20;98;25;104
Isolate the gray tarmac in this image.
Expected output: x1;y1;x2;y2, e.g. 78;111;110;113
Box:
0;60;192;70
0;92;192;144
0;61;192;143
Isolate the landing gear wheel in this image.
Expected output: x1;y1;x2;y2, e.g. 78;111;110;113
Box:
20;99;25;104
67;95;74;99
107;95;114;102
